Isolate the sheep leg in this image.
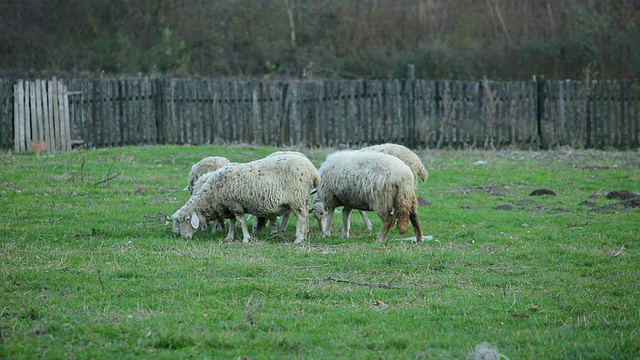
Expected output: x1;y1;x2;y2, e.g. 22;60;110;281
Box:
292;207;309;244
269;216;279;233
409;210;424;242
376;214;394;243
252;216;268;233
341;207;353;239
322;206;336;237
310;203;327;233
312;209;324;232
213;218;226;234
278;212;291;232
236;213;252;244
359;210;373;230
224;217;236;242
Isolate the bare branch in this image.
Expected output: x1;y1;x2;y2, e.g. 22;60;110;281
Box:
326;276;404;290
93;173;120;186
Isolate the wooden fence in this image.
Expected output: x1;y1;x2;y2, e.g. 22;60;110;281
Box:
0;77;638;151
12;78;73;152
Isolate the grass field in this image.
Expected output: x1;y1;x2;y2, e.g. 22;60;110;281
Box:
1;145;639;359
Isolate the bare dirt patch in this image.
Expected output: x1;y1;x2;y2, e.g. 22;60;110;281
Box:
606;190;639;200
529;189;557;196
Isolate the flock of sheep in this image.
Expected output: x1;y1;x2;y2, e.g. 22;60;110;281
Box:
171;143;429;244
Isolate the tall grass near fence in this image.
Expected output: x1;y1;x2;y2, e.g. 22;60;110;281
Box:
1;145;639;358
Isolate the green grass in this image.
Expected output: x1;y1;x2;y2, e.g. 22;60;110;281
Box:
1;145;639;359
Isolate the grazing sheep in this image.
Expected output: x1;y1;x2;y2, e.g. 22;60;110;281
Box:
312;150;423;243
255;150;312;233
172;154;320;244
184;156;230;233
185;156;231;194
189;171;227;233
360;143;428;183
353;143;429;229
187;157;274;235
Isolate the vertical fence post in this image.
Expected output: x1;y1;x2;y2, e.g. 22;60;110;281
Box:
407;64;416;148
280;82;290;146
534;75;546;149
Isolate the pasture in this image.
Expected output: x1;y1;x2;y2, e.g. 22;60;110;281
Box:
1;145;639;359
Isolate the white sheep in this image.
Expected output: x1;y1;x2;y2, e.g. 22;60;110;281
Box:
254;150;312;233
360;143;428;182
184;156;231;194
352;143;429;229
312;150;424;243
189;170;227;233
183;156;233;234
186;156;275;234
172;154;320;244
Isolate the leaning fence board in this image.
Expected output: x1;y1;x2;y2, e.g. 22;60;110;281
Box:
14;80;24;151
35;81;44;143
0;80;10;149
58;80;70;151
114;80;122;146
41;80;52;151
28;81;38;144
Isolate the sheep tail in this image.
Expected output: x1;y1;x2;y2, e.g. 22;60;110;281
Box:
394;184;418;235
396;212;410;234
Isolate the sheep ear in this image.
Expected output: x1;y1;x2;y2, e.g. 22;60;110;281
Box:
190;212;200;229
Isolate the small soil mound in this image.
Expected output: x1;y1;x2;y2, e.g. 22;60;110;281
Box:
578;200;597;207
417;196;432;206
474;185;509;195
593;204;620;212
606;190;639;200
529;189;556;196
493;204;519;211
622;198;640;208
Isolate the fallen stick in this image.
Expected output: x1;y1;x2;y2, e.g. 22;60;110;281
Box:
93;172;120;185
326;276;404;289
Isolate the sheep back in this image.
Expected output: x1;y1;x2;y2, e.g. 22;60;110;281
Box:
211;155;318;215
186;156;231;193
360;143;428;183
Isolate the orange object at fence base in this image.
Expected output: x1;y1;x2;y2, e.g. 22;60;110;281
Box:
30;141;47;151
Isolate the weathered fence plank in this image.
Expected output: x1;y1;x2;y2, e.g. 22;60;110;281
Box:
13;80;24;151
0;80;11;149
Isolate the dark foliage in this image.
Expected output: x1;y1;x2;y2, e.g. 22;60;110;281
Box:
1;0;638;80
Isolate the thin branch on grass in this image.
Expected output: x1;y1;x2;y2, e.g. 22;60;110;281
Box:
75;155;86;183
228;298;260;338
131;175;143;193
93;173;120;185
94;165;120;185
326;276;404;290
141;212;170;225
291;263;330;270
98;269;105;291
602;246;624;257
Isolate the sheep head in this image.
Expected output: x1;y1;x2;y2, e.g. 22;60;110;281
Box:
171;210;206;238
309;201;329;234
